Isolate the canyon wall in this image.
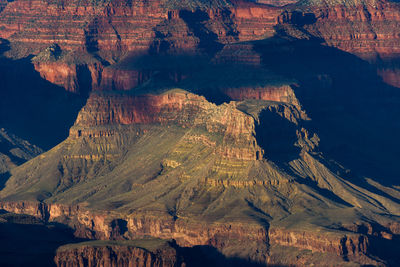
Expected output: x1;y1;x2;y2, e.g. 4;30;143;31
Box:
54;241;182;267
0;0;167;54
0;1;400;266
278;0;400;59
0;0;285;93
0;200;378;265
0;0;280;56
69;90;264;161
3;0;400;93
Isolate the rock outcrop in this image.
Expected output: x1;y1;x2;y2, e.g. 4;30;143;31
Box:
0;200;389;266
0;0;280;56
0;86;399;265
0;0;167;54
54;240;183;267
3;0;399;93
279;0;400;59
0;0;400;266
0;129;43;188
69;90;263;161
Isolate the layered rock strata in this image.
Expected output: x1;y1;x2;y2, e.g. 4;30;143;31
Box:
54;240;182;267
1;88;399;265
0;200;389;266
70;90;263;160
279;0;400;59
0;0;281;56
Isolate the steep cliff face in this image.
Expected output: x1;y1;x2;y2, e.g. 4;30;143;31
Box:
33;62;101;94
0;0;280;56
99;68;152;91
0;197;394;266
1;0;400;266
1;85;399;265
278;0;400;59
54;240;182;267
1;0;400;94
0;0;286;93
229;1;281;41
222;84;300;104
0;0;167;55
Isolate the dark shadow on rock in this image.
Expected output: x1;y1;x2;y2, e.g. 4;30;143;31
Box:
255;109;301;165
110;218;128;239
337;221;400;266
85;18;100;53
254;107;355;207
178;245;287;267
114;53;232;104
367;232;400;266
299;177;353;207
0;50;87;150
179;10;224;56
0;211;87;267
76;64;93;98
252;34;400;190
286;11;317;27
0;142;26;166
0;172;11;191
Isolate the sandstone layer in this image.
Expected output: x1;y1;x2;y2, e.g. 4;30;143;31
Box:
54;240;182;267
2;0;399;93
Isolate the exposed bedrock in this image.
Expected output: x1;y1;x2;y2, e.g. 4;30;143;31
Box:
278;0;400;59
70;90;263;160
99;68;152;91
1;0;400;66
0;0;167;54
0;87;399;265
33;62;102;95
0;201;269;263
3;0;400;95
0;1;400;266
0;201;395;266
54;241;183;267
222;84;299;104
0;0;280;56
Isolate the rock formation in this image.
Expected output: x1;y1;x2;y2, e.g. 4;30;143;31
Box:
54;240;183;267
1;84;399;265
0;129;43;190
0;0;400;266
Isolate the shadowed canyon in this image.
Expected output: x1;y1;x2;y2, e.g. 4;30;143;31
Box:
0;0;400;266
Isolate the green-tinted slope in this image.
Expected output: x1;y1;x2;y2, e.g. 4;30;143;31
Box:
1;89;399;231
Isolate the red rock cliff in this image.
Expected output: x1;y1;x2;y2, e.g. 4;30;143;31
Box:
54;242;182;267
0;201;382;265
279;0;400;59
